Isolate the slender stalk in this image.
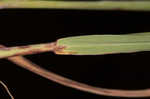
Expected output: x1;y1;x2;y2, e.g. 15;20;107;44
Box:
0;42;58;59
0;81;14;99
1;1;150;11
0;45;150;97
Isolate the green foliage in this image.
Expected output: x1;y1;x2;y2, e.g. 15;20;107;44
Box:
1;1;150;11
57;32;150;55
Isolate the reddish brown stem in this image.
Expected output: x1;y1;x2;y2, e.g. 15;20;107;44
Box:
0;42;58;59
7;56;150;97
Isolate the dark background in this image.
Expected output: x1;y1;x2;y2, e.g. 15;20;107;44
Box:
0;8;150;99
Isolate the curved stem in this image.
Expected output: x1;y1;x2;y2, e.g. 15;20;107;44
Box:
0;81;14;99
8;56;150;97
1;45;150;97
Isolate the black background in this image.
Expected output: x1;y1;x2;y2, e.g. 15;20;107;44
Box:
0;8;150;99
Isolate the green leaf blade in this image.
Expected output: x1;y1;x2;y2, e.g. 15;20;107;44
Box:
1;1;150;11
56;32;150;55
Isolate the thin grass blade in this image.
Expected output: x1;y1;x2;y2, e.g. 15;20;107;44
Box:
1;1;150;11
56;32;150;55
